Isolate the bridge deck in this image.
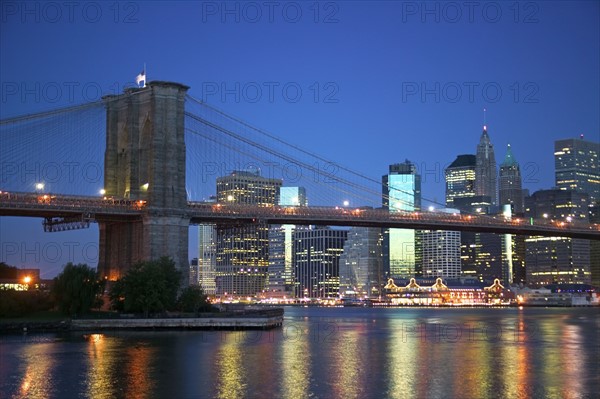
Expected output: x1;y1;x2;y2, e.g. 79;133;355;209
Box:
1;193;598;240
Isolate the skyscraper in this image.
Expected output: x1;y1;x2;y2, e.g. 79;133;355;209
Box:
524;189;591;285
382;161;421;278
445;155;476;208
475;125;498;206
197;223;217;295
268;186;307;297
293;227;347;299
339;226;383;298
420;209;461;279
499;144;524;214
215;170;282;297
555;136;600;203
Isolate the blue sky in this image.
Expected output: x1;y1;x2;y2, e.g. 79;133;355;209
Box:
1;1;599;277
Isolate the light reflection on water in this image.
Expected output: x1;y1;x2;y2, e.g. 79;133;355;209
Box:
0;307;598;398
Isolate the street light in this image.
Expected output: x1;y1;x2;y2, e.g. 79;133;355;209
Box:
35;182;44;191
23;276;31;284
99;189;106;195
343;200;350;207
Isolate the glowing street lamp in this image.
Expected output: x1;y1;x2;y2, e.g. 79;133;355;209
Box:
99;189;106;195
343;200;350;207
35;182;44;191
23;276;32;284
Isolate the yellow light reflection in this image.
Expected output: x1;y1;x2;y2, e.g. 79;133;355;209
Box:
387;320;418;399
19;343;54;399
280;326;310;398
539;318;564;396
559;324;583;398
330;328;366;398
214;337;247;399
86;333;117;399
450;322;488;399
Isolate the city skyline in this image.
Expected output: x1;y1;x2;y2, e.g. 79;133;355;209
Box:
1;2;599;277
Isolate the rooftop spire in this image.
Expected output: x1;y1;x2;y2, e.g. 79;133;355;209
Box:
501;143;518;167
483;108;487;131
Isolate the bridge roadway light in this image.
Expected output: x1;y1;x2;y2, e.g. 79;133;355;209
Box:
99;189;106;195
428;206;435;212
343;200;350;207
35;182;44;191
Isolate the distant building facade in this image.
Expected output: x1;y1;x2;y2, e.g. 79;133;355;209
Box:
555;137;600;203
339;226;383;298
499;144;524;214
445;155;477;208
382;161;421;279
524;189;591;285
215;170;282;297
293;227;347;299
475;126;498;206
268;187;307;297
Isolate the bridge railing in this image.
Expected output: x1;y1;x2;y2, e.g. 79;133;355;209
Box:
0;191;146;213
187;202;600;235
1;194;598;237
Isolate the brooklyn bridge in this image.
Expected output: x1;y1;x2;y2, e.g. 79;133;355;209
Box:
1;81;598;283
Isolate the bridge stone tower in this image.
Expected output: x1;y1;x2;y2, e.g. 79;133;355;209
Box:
98;81;190;285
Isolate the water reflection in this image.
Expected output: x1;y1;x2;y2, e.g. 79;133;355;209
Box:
279;323;311;398
387;318;417;399
214;334;247;399
1;308;598;398
330;327;365;398
17;343;54;399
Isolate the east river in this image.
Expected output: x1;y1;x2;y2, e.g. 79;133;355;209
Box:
1;307;599;399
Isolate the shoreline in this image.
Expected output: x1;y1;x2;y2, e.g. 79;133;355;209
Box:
0;308;284;333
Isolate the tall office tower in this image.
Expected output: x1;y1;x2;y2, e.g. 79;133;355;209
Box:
339;226;383;298
460;231;503;283
555;136;600;203
445;155;477;208
590;202;600;287
524;189;591;285
508;235;527;285
198;223;217;295
293;227;348;299
524;188;590;222
420;208;461;279
382;161;421;279
268;187;307;297
453;196;502;283
499;144;524;214
215;170;282;297
475;125;498;206
189;258;199;286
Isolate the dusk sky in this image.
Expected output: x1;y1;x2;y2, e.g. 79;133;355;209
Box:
1;1;599;277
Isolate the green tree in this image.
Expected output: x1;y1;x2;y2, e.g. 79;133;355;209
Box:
178;285;212;314
52;263;102;316
110;257;181;317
